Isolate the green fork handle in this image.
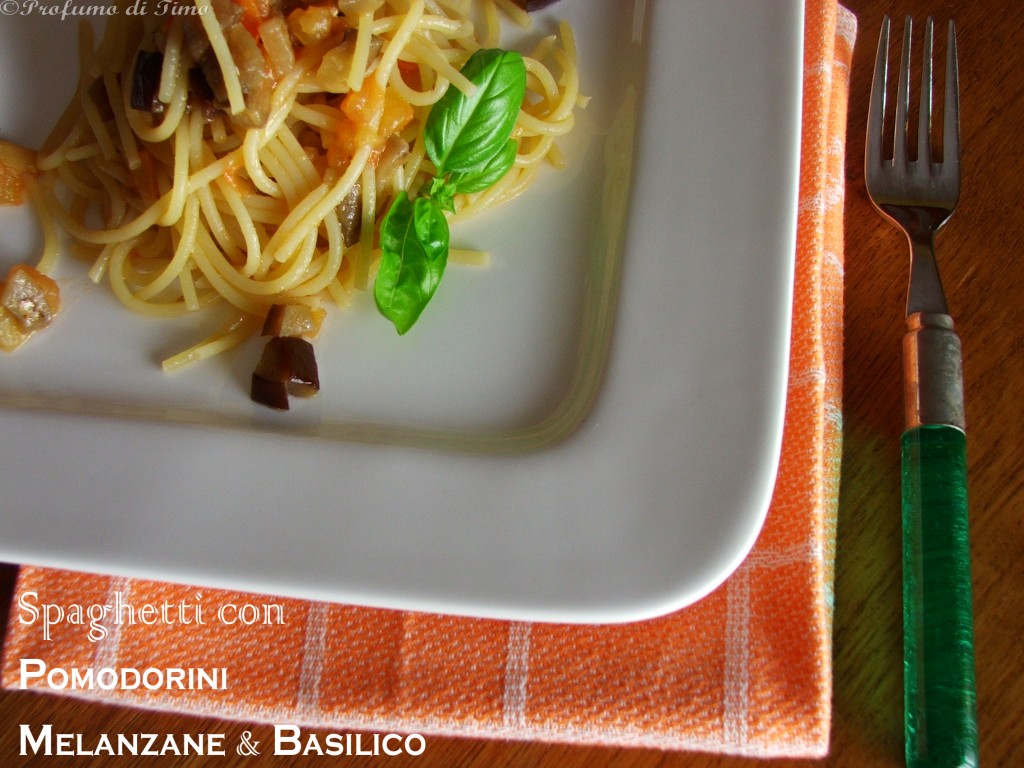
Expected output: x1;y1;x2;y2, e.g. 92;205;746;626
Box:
902;425;977;767
901;313;978;767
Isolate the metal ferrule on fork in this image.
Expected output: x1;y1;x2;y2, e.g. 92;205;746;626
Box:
903;312;965;431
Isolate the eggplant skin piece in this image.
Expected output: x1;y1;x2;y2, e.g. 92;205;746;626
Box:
251;336;320;410
284;338;320;398
251;367;290;410
130;50;165;113
511;0;562;10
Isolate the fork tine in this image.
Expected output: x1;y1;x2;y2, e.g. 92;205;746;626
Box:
944;20;961;169
867;15;890;168
894;17;913;166
918;18;934;164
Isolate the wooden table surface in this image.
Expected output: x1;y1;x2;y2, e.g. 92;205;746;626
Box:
2;0;1022;765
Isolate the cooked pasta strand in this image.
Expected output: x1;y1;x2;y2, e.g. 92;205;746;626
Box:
29;0;583;371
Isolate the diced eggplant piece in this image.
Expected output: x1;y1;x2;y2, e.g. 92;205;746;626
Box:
210;0;244;28
315;35;359;93
250;336;320;410
252;337;291;410
183;16;213;62
336;181;362;247
261;303;323;337
227;24;269;90
130;49;165;113
199;51;230;109
188;67;224;122
259;15;295;78
251;367;290;410
511;0;562;10
262;304;288;336
225;24;275;128
230;77;273;129
284;338;320;397
280;0;314;13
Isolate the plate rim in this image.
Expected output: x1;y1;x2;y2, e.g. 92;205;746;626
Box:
0;0;806;624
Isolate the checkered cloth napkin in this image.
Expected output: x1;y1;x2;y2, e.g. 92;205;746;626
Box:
3;1;856;757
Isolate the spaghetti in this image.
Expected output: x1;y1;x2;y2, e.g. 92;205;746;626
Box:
30;0;583;371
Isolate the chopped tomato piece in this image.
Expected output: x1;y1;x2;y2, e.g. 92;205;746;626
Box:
0;264;60;352
0;313;29;352
0;140;37;206
396;60;422;91
234;0;270;37
380;87;414;137
329;82;413;168
341;78;385;124
288;3;343;46
328;115;380;167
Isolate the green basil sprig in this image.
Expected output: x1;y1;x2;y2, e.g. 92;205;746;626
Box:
374;49;526;334
425;50;527;188
374;192;449;335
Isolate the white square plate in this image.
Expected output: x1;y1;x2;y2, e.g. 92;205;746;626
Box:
0;0;804;623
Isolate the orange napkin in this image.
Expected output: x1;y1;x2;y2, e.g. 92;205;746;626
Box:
2;1;856;757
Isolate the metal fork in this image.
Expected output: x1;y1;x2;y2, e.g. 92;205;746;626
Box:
865;16;978;768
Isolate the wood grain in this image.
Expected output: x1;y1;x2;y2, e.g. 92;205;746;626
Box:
2;0;1022;764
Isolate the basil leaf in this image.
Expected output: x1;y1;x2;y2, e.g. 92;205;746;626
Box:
449;137;518;194
374;192;450;335
428;175;458;213
425;49;526;178
374;48;527;334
